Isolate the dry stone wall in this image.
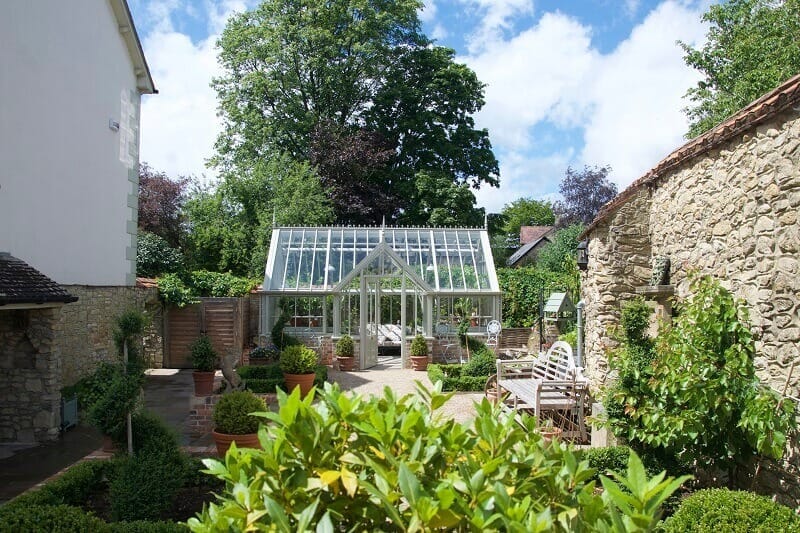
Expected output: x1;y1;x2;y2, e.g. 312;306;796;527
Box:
0;308;63;442
582;107;800;506
58;285;163;386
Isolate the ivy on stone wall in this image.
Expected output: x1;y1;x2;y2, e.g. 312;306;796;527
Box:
496;267;574;327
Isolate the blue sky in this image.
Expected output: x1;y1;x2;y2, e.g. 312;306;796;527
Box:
129;0;712;213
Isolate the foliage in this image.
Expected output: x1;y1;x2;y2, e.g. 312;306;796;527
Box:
604;298;656;441
238;362;327;393
404;170;486;228
334;334;355;358
189;335;217;372
113;309;147;362
87;367;143;436
248;344;279;362
577;446;680;484
213;390;267;435
610;275;797;473
493;197;556;262
427;364;488;392
112;411;182;454
662;488;800;532
138;163;190;248
6;460;110;509
156;273;197;307
535;224;584;274
553;165;617;227
461;346;497;377
108;521;188;532
496;267;574;327
214;392;268;436
68;362;120;415
188;384;687;531
109;447;188;522
558;329;577;348
0;504;109;533
212;0;498;226
410;334;428;357
680;0;800;137
238;364;283;380
271;309;302;350
279;345;318;375
136;231;184;278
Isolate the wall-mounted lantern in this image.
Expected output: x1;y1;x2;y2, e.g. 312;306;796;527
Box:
577;240;588;271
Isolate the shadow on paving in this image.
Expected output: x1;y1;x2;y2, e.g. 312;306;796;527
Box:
143;369;213;447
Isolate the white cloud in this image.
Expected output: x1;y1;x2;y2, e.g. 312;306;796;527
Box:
138;1;249;181
462;1;708;211
419;0;438;23
431;23;449;41
460;0;535;53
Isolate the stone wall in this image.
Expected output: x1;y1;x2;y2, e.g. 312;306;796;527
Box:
582;107;800;506
0;308;63;443
58;285;163;386
581;188;652;386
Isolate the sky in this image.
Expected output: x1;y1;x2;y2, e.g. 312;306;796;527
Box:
129;0;712;214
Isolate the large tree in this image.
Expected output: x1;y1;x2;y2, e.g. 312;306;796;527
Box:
681;0;800;138
553;165;617;227
212;0;498;225
137;163;190;248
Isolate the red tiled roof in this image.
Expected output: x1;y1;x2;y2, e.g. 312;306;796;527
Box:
583;73;800;236
520;226;554;244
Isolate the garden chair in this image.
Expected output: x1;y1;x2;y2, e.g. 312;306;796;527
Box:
435;323;461;364
486;320;501;351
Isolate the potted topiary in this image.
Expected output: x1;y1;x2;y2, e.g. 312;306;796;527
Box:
335;334;356;371
190;335;217;396
211;390;267;456
279;345;318;396
410;334;429;371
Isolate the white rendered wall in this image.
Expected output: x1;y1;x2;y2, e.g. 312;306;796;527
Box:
0;1;142;286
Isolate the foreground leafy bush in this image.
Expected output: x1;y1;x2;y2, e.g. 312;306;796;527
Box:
0;504;109;532
109;520;188;532
189;384;688;531
661;488;800;532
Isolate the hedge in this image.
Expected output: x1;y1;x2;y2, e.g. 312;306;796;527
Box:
427;364;488;392
238;364;327;393
662;488;800;532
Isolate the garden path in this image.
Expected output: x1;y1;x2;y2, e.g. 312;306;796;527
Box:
328;356;482;423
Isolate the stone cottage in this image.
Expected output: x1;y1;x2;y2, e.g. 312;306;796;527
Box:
580;73;800;503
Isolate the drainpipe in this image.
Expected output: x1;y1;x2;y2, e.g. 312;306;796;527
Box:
576;300;585;368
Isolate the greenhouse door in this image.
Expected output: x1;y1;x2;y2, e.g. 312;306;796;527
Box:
360;276;380;369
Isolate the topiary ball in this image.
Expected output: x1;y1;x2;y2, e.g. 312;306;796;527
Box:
213;391;267;435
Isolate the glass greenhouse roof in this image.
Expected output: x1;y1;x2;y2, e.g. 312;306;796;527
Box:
263;227;500;293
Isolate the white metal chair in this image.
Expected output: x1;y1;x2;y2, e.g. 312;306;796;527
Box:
435;323;461;364
486;320;501;351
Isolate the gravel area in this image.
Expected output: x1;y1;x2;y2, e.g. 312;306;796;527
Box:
327;356;484;424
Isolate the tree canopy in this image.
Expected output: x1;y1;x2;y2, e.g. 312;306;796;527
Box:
554;165;617;227
137;163;190;248
681;0;800;138
212;0;498;225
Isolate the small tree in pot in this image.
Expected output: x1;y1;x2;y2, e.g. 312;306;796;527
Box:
335;334;356;371
279;345;318;396
191;335;217;396
212;390;267;456
410;334;429;371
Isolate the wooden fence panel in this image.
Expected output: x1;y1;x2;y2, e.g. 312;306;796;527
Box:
165;298;247;368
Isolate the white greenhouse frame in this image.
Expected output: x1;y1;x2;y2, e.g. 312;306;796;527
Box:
260;226;501;369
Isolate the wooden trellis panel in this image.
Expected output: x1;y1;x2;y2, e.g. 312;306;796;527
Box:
165;298;247;368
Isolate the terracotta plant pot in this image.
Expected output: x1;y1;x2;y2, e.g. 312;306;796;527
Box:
539;426;563;443
101;435;116;453
283;372;316;396
410;355;429;371
337;356;356;371
192;371;216;396
212;430;261;456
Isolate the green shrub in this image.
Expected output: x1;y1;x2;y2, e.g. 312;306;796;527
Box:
279;345;317;375
110;448;187;522
113;309;147;362
410;334;427;356
189;384;688;531
136;231;184;278
334;334;354;357
428;363;489;391
7;460;109;509
111;411;181;453
243;379;284;393
87;371;142;436
497;266;574;327
65;362;119;414
238;364;283;380
188;270;256;297
461;347;496;377
270;309;302;350
109;521;187;532
213;390;267;434
662;488;800;532
0;504;109;532
611;275;797;473
189;335;216;372
157;273;197;307
313;365;328;388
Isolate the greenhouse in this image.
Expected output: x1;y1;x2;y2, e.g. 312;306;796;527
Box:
259;226;501;369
